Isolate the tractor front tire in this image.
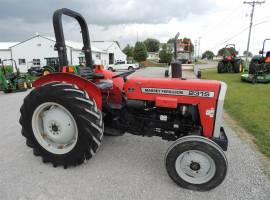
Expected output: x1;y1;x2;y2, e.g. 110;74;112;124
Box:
165;136;227;191
43;70;51;76
217;62;225;73
19;82;103;168
18;79;28;91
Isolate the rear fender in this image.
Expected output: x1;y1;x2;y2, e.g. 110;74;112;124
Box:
33;73;102;109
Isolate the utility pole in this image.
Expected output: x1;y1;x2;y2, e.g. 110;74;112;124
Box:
197;37;202;59
243;1;265;66
194;40;198;61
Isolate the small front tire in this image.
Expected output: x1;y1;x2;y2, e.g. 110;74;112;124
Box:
165;136;227;191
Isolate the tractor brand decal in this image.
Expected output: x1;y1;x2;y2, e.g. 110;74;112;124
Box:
141;88;215;98
206;108;215;118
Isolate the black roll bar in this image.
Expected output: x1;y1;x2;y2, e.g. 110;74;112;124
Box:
53;8;93;69
261;39;270;55
1;59;19;75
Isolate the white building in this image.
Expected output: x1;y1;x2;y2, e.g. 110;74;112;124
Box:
9;35;109;72
147;52;159;61
0;42;19;63
0;35;127;72
92;41;127;65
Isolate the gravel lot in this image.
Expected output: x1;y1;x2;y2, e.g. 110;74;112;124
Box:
0;67;270;200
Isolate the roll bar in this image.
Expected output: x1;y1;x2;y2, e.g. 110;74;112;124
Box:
1;59;19;75
53;8;93;68
225;44;235;49
260;39;270;55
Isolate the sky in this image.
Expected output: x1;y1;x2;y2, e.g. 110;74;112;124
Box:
0;0;269;55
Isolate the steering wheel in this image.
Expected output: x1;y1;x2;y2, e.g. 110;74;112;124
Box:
112;70;136;81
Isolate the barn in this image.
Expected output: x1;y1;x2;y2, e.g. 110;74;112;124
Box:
92;41;127;65
0;35;127;72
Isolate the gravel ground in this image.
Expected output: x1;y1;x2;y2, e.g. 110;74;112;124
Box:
0;67;270;200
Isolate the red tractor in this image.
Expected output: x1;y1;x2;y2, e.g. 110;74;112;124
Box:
20;8;228;191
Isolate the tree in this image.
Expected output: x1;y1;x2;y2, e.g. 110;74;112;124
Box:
123;44;134;58
243;50;253;57
133;42;148;62
159;44;173;63
218;47;238;56
143;38;160;52
202;50;215;60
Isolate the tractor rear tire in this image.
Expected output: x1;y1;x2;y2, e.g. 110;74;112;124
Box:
19;82;103;168
217;62;225;73
165;136;227;191
18;79;28;91
233;60;243;73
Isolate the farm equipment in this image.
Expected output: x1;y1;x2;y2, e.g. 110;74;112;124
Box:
217;44;244;73
241;39;270;83
42;57;60;75
19;8;229;191
0;59;32;93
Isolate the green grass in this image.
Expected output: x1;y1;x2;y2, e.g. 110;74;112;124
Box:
202;69;270;158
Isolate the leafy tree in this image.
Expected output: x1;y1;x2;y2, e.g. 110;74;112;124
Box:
133;42;148;62
202;50;215;60
123;44;134;58
143;38;160;52
159;44;173;63
218;47;238;56
243;51;253;57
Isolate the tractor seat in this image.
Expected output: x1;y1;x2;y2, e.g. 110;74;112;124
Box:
5;72;16;80
96;79;113;90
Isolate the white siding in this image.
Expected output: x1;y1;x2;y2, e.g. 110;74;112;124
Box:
11;36;62;72
0;50;11;61
10;35;107;72
107;43;127;62
92;42;127;65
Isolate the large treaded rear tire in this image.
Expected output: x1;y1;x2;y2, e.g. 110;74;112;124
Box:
233;59;243;73
217;62;225;73
19;82;103;168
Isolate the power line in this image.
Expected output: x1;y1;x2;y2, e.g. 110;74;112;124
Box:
200;3;244;38
243;0;265;64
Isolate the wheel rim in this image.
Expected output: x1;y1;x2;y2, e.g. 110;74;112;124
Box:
175;150;216;184
43;70;50;76
32;102;78;154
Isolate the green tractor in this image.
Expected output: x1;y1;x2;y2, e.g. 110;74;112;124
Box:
241;39;270;83
42;57;60;75
217;44;244;73
0;59;33;93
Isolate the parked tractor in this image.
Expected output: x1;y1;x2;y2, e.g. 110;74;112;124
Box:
217;44;244;73
42;57;60;75
0;59;33;93
241;39;270;83
19;8;229;191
